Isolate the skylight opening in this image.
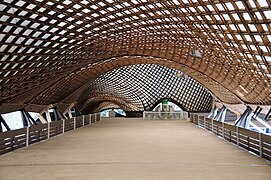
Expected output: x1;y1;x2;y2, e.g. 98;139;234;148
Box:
238;24;246;31
207;5;214;11
263;11;271;19
229;24;236;30
225;2;234;10
116;4;122;9
243;13;251;21
67;25;75;29
205;15;212;21
63;0;72;5
107;7;114;11
82;9;90;13
236;34;242;40
250;45;257;51
92;13;99;18
214;15;221;20
216;3;224;11
22;29;32;36
244;35;252;41
80;0;88;5
252;35;262;43
46;1;54;6
248;24;257;32
57;5;64;9
223;14;231;21
91;5;98;10
73;4;82;9
9;46;18;53
106;0;114;3
248;0;256;8
15;1;25;7
49;19;57;24
100;10;107;14
260;46;268;52
236;1;245;9
255;12;263;20
173;0;180;5
189;7;196;12
258;0;268;7
265;56;271;62
76;20;83;24
99;2;106;6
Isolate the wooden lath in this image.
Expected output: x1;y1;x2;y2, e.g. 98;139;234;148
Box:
0;0;271;113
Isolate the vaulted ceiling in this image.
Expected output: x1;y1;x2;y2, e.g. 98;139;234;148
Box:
0;0;271;113
79;64;212;114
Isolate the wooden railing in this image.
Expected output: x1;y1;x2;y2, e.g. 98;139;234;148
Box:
0;113;101;155
190;114;271;161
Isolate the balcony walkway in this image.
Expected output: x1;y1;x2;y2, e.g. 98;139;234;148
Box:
0;118;270;180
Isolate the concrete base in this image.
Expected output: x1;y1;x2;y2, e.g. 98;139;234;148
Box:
0;118;270;179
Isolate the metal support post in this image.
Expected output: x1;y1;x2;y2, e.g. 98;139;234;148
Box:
45;108;52;123
214;105;227;122
0;115;11;131
82;115;85;127
89;114;92;124
95;113;97;123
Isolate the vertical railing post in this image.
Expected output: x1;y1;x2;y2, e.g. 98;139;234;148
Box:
89;114;92;124
193;114;198;124
143;111;145;120
222;122;225;139
95;113;97;123
74;117;76;129
236;126;239;147
62;119;65;134
211;118;214;133
47;122;50;139
204;116;206;129
82;115;85;127
26;126;29;146
259;132;263;157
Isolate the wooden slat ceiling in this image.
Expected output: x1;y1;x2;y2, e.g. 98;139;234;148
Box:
80;64;213;114
91;102;121;113
0;0;271;113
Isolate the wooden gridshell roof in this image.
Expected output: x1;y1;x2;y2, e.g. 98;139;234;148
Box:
79;64;213;114
0;0;271;113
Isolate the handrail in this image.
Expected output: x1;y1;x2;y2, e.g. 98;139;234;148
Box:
190;113;271;162
0;113;101;155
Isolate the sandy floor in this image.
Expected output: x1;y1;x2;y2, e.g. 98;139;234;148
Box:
0;118;270;180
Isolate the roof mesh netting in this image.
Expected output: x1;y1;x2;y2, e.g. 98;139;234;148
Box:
0;0;271;113
79;64;212;114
